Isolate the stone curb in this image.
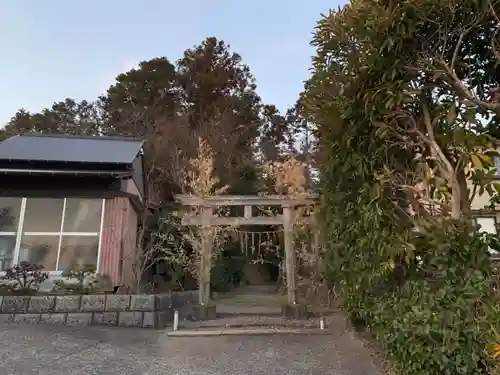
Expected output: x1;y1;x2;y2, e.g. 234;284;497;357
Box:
178;322;325;330
166;327;333;337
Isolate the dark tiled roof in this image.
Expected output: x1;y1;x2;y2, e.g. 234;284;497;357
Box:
0;134;144;165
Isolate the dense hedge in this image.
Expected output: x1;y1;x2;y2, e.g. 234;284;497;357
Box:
315;103;500;375
346;224;500;374
306;1;500;374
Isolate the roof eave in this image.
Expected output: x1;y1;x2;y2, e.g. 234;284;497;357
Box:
0;168;134;178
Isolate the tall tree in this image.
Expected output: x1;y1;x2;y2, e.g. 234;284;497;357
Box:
0;109;35;140
259;104;291;162
102;37;268;196
258;101;318;189
1;99;101;139
175;37;263;194
100;57;179;137
285;101;318;187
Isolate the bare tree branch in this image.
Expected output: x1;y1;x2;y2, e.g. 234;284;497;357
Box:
451;31;466;71
439;58;500;114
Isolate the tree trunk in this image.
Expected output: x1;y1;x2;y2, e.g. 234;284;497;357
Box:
283;205;297;304
456;167;470;216
198;207;213;306
450;175;462;220
420;96;463;220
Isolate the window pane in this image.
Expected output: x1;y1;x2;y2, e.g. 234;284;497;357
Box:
23;198;64;232
19;235;59;270
495;156;500;177
476;217;496;234
0;235;16;270
476;217;498;255
63;199;102;233
58;236;99;271
0;198;22;232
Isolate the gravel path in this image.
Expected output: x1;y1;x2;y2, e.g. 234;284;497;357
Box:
0;323;382;375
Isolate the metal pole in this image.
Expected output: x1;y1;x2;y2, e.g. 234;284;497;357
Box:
173;310;179;331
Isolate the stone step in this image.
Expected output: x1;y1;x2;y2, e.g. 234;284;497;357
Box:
217;311;283;317
228;284;279;294
215;308;341;318
215;305;282;316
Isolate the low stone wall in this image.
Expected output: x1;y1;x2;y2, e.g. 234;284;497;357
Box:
0;290;200;329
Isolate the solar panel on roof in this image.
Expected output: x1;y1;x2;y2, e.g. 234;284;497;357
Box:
0;135;144;164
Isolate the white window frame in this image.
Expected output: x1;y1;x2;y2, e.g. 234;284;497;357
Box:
0;197;105;275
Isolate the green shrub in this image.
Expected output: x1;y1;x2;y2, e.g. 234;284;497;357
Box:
321;206;500;374
367;225;500;374
211;240;247;293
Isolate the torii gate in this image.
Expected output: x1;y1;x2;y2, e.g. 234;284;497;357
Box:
174;194;317;308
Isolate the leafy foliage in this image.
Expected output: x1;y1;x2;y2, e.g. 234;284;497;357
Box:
306;0;500;374
351;225;500;375
210;241;248;293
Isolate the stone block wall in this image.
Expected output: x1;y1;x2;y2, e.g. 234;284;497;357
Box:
0;290;199;329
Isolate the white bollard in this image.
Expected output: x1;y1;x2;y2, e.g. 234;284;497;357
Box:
173;310;179;331
319;316;325;330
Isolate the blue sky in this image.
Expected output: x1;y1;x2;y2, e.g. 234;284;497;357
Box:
0;0;344;125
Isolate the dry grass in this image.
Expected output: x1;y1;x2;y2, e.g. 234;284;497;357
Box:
165;137;235;305
181;137;232;276
264;156;327;307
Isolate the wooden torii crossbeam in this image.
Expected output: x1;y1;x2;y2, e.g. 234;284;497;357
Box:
174;194;318;306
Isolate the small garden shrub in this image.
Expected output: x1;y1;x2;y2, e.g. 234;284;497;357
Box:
1;261;49;294
0;263;115;296
55;264;98;294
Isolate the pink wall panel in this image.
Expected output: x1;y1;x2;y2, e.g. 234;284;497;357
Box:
99;197;138;288
121;199;139;289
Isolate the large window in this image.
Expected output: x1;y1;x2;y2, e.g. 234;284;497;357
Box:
0;198;104;272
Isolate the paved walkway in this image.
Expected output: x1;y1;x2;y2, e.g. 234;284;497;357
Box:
212;285;339;316
0;323;382;375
